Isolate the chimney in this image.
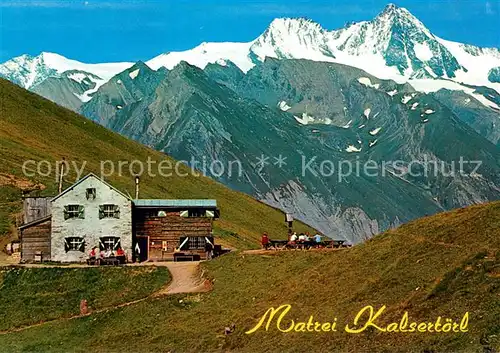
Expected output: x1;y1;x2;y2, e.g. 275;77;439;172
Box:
135;176;140;199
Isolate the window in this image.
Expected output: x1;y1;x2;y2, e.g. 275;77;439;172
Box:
99;236;121;251
64;237;85;252
189;209;206;218
179;236;213;250
86;188;96;200
99;204;120;219
180;209;208;218
188;237;206;249
64;205;84;220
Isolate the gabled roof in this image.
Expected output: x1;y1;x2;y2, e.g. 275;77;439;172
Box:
19;215;52;230
133;199;217;208
51;173;131;202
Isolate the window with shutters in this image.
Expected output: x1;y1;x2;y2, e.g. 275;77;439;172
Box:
99;236;121;251
64;237;85;252
64;205;84;220
179;236;208;250
99;204;120;219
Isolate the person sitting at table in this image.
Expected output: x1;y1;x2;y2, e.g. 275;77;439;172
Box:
116;247;126;263
261;232;270;250
304;232;311;242
87;246;98;265
298;233;306;242
314;233;322;243
88;246;97;259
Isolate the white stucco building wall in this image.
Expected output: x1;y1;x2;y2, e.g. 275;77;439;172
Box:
50;174;132;262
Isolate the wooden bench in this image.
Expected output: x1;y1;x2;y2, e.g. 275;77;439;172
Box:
173;253;200;262
98;257;121;266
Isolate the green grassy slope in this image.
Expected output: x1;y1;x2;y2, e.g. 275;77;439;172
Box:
0;202;498;352
0;266;170;331
0;78;315;249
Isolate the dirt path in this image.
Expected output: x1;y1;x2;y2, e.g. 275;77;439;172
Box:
158;261;210;295
241;247;347;255
0;261;210;335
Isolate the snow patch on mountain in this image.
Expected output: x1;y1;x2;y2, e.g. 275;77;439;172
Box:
401;95;413;104
278;100;291;111
410;79;500;110
74;76;106;102
414;42;433;61
294;113;315;125
346;145;362;153
358;77;380;89
216;59;228;66
67;72;87;84
129;69;140;79
342;120;353;128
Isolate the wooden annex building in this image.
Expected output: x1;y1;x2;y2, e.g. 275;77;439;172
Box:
18;215;52;262
134;199;220;261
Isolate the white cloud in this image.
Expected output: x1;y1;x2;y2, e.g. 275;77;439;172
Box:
485;1;496;15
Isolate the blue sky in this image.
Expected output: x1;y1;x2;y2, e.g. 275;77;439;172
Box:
0;0;499;63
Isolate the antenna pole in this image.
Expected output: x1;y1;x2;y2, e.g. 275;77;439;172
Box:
135;176;140;199
58;158;65;194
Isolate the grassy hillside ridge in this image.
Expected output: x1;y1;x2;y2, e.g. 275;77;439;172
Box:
0;202;498;352
0;78;316;248
0;266;170;331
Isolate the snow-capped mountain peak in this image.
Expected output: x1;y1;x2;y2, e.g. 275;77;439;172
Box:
0;52;58;88
0;52;133;89
141;4;500;98
327;3;465;79
250;17;334;62
375;3;433;39
2;3;500;103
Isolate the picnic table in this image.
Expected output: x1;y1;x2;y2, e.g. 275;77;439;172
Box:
268;240;288;249
264;239;351;251
98;256;121;266
86;255;126;266
268;240;321;250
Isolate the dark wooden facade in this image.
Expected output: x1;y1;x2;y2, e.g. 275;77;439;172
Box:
19;216;51;262
133;208;216;261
